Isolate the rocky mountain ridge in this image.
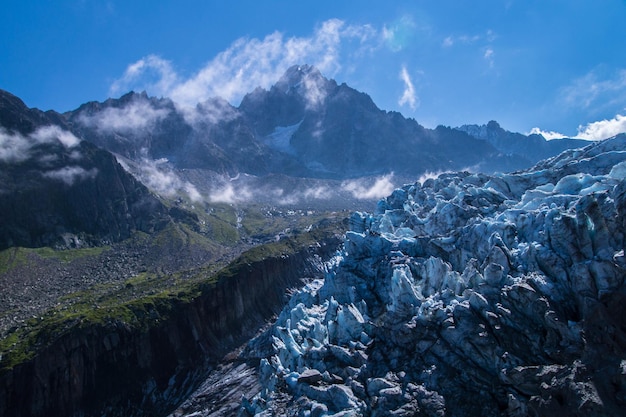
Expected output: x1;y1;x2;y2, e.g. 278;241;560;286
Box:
0;90;172;250
63;65;590;182
457;120;589;165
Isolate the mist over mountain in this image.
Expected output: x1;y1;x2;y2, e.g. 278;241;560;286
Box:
66;65;586;182
0;90;170;249
0;65;596;247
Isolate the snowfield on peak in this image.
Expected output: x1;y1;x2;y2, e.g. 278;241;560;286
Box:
232;134;626;417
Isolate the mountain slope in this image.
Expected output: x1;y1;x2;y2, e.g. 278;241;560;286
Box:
0;89;170;249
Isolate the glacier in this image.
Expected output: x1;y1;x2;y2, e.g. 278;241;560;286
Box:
177;134;626;416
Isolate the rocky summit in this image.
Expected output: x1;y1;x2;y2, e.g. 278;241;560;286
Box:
179;135;626;417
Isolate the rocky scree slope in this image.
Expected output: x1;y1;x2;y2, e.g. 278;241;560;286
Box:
228;135;626;417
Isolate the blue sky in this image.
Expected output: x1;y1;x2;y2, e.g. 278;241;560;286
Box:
2;0;626;139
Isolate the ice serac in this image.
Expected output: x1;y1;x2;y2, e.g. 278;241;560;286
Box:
239;134;626;417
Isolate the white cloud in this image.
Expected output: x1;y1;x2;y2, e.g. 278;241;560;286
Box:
208;183;253;204
43;166;97;185
78;97;170;133
417;171;448;185
561;68;626;109
0;129;33;162
528;127;568;140
0;126;81;163
110;19;379;112
342;174;395;200
575;113;626;140
32;125;81;147
483;48;495;68
302;185;332;200
398;66;418;110
110;55;178;98
130;157;203;202
442;30;496;48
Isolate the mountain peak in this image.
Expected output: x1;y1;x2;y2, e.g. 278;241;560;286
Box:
486;120;502;130
274;65;329;93
279;64;322;82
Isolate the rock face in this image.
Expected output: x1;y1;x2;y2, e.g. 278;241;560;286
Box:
238;135;626;416
0;230;343;417
0;89;170;249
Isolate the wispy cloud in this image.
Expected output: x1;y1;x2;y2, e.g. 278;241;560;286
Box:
342;174;395;200
576;113;626;140
78;96;170;133
43;166;97;185
0;126;81;163
560;68;626;110
208;183;253;204
398;66;418;110
383;15;417;52
442;30;496;48
110;55;178;98
0;129;35;163
483;48;495;68
110;19;378;112
528;127;567;140
32;125;81;147
120;157;202;202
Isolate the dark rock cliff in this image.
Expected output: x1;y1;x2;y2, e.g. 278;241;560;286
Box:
0;229;343;417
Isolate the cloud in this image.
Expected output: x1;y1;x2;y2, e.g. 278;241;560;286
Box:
528;127;568;140
575;113;626;140
342;174;395;200
383;15;417;52
483;48;495;68
110;19;378;112
110;55;178;98
0;126;81;163
442;30;496;48
398;66;418;110
126;157;203;202
0;129;34;162
32;125;81;147
417;171;448;185
78;97;170;133
208;183;253;204
42;166;98;185
560;68;626;110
